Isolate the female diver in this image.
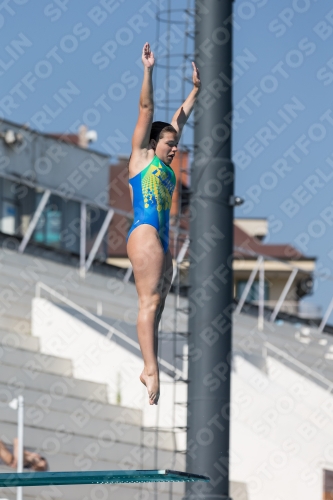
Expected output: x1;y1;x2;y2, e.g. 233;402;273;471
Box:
127;42;201;405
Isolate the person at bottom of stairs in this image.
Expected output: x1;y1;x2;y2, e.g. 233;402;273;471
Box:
0;438;48;471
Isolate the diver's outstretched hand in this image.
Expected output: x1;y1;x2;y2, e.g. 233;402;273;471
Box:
142;42;155;68
192;61;201;88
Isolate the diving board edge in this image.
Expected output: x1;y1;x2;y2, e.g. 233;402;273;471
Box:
0;469;210;487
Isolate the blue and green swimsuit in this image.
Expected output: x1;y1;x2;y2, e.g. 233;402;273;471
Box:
127;155;176;253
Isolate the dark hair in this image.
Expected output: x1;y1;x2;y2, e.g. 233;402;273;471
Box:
39;456;49;471
150;121;177;142
28;455;49;471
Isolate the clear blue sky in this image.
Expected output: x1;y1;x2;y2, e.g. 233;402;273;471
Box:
1;0;333;322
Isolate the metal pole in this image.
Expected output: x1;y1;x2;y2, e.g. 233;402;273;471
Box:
172;236;190;283
235;256;263;315
258;259;265;332
84;208;114;275
17;395;24;500
318;295;333;334
18;190;51;253
270;268;298;322
186;2;234;499
80;203;87;278
123;265;133;283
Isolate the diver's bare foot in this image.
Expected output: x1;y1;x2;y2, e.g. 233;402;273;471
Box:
140;369;160;405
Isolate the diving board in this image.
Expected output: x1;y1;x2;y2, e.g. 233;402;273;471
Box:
0;470;210;487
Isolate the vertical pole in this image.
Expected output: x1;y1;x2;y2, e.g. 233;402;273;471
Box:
318;296;333;334
258;260;265;331
17;395;24;500
235;256;263;315
186;2;234;499
172;236;190;283
270;268;298;322
80;203;87;278
123;265;133;283
84;209;114;274
18;190;51;253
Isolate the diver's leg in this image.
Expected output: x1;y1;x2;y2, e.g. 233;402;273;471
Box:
127;224;165;405
154;249;173;356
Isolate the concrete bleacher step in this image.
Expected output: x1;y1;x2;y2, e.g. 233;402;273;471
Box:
234;316;333;352
0;250;138;298
0;271;138;307
0;294;117;324
0;299;134;335
0;329;39;351
0;315;31;335
0;383;141;426
1;420;176;460
1;371;177;469
0;363;108;403
234;317;326;343
0;285;133;318
1;408;144;449
0;347;73;376
234;325;330;360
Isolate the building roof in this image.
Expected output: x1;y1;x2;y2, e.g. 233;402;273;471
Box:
233;224;315;261
234;218;267;240
46;133;80;145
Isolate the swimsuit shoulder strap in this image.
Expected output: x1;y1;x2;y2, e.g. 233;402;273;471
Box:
129;155;159;183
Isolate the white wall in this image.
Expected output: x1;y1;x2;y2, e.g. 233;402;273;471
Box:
31;298;187;449
231;355;333;500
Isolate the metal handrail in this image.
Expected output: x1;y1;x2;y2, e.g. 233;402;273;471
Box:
235;256;263;315
265;341;333;389
234;244;320;277
234;245;333;333
233;247;327;331
35;282;183;377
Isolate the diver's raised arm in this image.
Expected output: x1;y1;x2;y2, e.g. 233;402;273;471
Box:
131;42;155;152
171;62;201;139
